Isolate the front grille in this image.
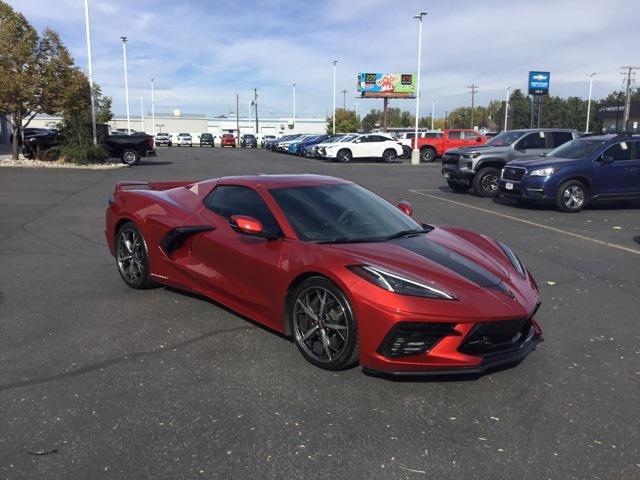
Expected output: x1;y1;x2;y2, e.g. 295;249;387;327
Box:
442;154;459;167
459;318;533;357
502;167;526;182
377;322;457;358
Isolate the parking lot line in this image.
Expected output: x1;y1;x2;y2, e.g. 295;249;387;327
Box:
410;189;640;256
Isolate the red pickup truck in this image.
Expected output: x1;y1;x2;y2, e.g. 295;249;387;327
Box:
411;129;487;162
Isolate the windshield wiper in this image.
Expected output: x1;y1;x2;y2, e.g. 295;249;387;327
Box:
386;228;431;240
315;237;380;244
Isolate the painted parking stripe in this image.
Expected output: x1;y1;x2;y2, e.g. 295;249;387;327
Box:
410;189;640;256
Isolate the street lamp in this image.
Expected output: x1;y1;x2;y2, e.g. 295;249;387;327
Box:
292;82;296;130
332;60;338;134
411;11;427;165
120;36;131;134
504;86;511;131
83;0;97;145
585;73;596;133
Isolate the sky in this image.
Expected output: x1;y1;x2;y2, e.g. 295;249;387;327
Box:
8;0;640;119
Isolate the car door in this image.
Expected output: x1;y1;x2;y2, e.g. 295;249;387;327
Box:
350;135;369;158
513;131;550;158
461;130;482;147
187;184;285;330
446;130;466;150
596;141;637;195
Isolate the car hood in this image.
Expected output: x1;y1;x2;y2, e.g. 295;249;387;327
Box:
507;155;578;169
321;226;536;316
447;145;511;155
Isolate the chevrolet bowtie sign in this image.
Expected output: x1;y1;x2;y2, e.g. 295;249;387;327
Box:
528;71;551;95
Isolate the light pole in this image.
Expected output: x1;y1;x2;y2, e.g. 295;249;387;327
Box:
332;60;337;134
140;97;144;131
411;11;427;165
585;72;596;133
431;98;435;130
504;86;511;131
292;82;296;130
83;0;97;145
151;78;155;137
120;36;131;134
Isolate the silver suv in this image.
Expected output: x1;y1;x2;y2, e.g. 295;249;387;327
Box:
441;129;578;197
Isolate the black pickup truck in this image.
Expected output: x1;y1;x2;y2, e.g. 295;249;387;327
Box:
23;123;156;165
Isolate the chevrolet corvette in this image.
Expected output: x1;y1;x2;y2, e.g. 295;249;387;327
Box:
105;175;542;376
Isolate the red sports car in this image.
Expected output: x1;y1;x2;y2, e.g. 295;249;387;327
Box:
105;175;542;376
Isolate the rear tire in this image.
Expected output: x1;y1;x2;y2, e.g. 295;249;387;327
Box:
289;276;359;371
447;180;471;193
382;149;397;163
121;149;140;165
337;149;352;163
401;145;411;159
420;147;436;163
472;167;500;197
115;222;155;289
556;180;587;212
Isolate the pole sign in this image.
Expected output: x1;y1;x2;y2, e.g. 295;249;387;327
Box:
528;71;550;95
357;73;416;97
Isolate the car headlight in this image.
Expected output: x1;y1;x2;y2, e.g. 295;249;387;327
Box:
529;167;557;177
497;242;526;278
462;152;480;159
348;265;456;300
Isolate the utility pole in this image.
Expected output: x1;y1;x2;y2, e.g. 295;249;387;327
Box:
292;83;296;130
236;93;240;142
444;111;448;129
140;97;144;132
431;99;435;130
341;90;347;110
504;87;511;131
253;88;258;135
467;84;478;129
83;0;97;145
411;11;427;165
151;78;155;137
620;66;639;131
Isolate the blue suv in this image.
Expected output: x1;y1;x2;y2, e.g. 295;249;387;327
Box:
499;134;640;212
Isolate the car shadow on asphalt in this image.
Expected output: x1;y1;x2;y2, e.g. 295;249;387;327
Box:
363;360;525;383
136;160;174;166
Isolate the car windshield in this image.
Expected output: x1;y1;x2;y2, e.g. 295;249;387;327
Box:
546;139;609;159
269;183;422;243
486;131;526;147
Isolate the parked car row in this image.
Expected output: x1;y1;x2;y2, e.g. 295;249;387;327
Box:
441;129;640;212
267;133;405;163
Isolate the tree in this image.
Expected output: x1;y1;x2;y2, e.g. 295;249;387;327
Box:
326;108;360;134
0;2;79;159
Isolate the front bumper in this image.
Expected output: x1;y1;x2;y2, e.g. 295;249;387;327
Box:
499;175;553;200
441;167;474;184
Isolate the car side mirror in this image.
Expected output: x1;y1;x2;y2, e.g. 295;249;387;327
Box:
397;201;413;217
230;215;264;236
476;137;482;142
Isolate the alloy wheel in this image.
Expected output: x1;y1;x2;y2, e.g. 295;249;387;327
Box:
293;287;349;363
117;228;147;284
562;185;584;209
481;172;499;194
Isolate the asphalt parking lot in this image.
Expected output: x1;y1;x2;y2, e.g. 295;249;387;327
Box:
1;147;639;480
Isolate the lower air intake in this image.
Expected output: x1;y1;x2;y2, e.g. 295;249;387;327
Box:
377;322;457;358
459;318;533;357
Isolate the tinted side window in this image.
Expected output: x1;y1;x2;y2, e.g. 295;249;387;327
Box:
205;186;281;236
551;132;573;147
371;135;388;142
463;131;479;140
605;142;632;161
518;132;547;149
448;131;462;139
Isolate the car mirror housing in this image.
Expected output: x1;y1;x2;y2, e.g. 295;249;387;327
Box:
397;201;413;217
230;215;264;235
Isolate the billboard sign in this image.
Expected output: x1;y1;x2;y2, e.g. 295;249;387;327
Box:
528;71;550;95
357;73;416;97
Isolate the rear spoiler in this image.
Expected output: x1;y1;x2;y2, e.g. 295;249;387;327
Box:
114;180;197;192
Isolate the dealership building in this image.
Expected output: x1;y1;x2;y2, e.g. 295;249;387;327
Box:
25;110;327;140
596;101;640;133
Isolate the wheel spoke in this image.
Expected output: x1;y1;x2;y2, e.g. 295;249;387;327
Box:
300;325;319;341
296;299;318;321
324;323;346;330
317;289;327;317
319;329;332;360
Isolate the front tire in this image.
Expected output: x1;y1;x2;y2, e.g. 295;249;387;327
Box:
337;149;352;163
121;149;140;165
289;277;359;370
420;147;436;163
447;180;471;193
472;166;500;197
115;222;155;289
556;180;587;212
